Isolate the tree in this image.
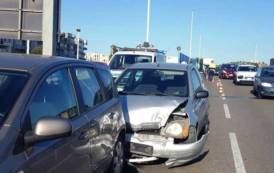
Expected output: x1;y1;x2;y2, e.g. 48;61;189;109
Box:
31;46;43;54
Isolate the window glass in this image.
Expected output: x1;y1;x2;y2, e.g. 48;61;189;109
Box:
29;69;77;127
98;69;114;100
261;67;274;77
75;68;103;112
0;71;28;127
191;69;201;92
117;69;188;97
109;54;152;69
238;66;257;72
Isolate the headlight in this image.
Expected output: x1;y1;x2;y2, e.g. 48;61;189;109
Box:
261;82;272;87
164;120;189;139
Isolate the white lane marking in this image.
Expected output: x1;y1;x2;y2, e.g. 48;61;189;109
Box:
222;93;226;100
223;104;231;119
229;133;247;173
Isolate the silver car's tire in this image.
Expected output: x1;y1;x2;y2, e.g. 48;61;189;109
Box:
111;139;125;173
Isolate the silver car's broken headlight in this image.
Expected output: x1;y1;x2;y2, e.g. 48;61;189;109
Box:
164;120;189;139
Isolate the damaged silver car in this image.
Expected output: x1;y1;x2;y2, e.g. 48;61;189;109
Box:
116;63;209;167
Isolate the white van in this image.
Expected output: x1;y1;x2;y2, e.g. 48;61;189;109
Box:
109;50;166;79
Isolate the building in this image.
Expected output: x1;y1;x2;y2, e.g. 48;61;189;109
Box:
85;53;109;63
56;32;87;59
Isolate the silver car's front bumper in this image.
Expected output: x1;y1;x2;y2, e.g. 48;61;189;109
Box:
126;132;209;167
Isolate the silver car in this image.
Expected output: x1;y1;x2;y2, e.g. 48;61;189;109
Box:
116;63;209;167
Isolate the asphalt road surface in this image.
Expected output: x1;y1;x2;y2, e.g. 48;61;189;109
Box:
124;78;274;173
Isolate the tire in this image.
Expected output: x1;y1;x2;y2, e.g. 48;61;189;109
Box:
110;137;125;173
256;90;264;99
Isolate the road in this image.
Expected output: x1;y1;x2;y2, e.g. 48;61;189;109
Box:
125;78;274;173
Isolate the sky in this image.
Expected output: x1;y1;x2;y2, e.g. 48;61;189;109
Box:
61;0;274;64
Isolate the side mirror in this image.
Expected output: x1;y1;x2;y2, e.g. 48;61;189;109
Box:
24;117;72;146
195;89;209;99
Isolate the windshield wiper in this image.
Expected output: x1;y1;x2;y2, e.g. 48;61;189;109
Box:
118;91;146;95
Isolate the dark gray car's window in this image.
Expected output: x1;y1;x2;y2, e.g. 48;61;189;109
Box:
109;54;152;70
0;71;28;127
191;69;201;92
74;68;104;112
261;68;274;77
29;69;78;127
117;69;188;97
97;69;114;100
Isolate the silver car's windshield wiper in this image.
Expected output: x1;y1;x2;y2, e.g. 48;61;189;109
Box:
118;91;146;95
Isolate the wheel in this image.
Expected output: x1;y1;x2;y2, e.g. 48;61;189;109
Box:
110;138;125;173
256;90;264;99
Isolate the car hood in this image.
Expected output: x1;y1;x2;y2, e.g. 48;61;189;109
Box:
260;76;274;83
119;95;188;131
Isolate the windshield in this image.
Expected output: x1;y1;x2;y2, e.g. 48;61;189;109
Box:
222;64;235;70
116;69;188;97
238;66;257;72
0;71;28;127
261;68;274;77
109;54;153;70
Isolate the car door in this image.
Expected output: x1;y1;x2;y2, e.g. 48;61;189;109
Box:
72;66;115;172
22;68;92;173
191;68;207;133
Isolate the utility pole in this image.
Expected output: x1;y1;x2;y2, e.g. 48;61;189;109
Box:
76;28;81;60
189;11;194;59
146;0;151;43
199;35;202;59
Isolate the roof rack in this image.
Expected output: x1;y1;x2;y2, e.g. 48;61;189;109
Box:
117;42;165;54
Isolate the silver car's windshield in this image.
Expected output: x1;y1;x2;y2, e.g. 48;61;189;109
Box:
109;54;153;70
0;71;28;127
117;69;188;97
261;68;274;77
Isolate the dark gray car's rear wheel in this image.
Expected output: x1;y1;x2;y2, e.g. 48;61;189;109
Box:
111;138;125;173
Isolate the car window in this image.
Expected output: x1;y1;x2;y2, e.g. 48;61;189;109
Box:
261;67;274;77
0;71;28;128
109;54;152;69
29;69;78;127
74;68;104;112
191;69;201;92
238;66;257;72
117;69;188;97
97;69;114;100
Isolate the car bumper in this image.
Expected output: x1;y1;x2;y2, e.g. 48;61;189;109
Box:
260;87;274;97
126;132;209;167
237;78;254;84
222;74;234;79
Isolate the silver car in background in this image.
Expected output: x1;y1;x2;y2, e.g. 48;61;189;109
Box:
116;63;209;167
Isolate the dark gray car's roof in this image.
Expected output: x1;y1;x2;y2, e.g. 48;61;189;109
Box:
0;53;106;73
127;63;189;71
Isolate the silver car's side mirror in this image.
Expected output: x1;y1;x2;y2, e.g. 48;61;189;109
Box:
24;117;72;146
195;90;209;99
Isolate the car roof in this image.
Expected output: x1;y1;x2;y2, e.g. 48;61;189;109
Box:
114;51;162;56
0;53;105;73
127;63;189;71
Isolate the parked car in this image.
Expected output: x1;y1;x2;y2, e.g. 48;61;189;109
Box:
0;54;125;173
109;48;166;79
233;64;257;85
219;64;236;79
253;66;274;98
116;63;209;167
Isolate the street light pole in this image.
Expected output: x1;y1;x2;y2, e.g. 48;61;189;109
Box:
76;28;81;60
189;11;194;59
146;0;151;43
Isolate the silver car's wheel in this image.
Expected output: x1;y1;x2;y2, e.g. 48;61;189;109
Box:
111;140;124;173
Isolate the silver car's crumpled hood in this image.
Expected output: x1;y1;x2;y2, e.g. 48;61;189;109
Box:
119;95;188;131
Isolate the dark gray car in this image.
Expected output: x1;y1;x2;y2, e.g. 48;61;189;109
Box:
116;63;209;167
253;66;274;98
0;54;126;173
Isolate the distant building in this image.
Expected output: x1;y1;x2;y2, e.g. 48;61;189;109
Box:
85;53;109;63
56;32;87;59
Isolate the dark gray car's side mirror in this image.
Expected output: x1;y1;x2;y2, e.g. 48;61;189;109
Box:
195;90;209;99
24;117;72;146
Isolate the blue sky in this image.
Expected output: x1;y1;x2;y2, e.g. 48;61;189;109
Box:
61;0;274;64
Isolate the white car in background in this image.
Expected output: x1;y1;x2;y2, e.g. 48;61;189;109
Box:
234;65;257;85
109;48;166;79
